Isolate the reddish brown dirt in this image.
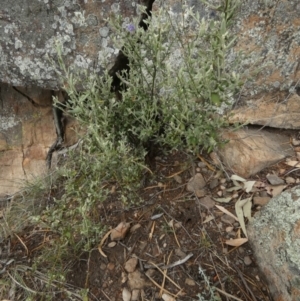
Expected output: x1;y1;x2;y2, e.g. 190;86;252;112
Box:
7;149;300;300
64;152;276;301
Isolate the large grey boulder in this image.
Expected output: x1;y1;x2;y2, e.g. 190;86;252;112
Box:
1;0;300;97
0;0;149;88
247;186;300;301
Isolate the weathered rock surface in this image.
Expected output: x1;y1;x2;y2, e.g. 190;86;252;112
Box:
247;186;300;301
216;127;293;178
230;94;300;129
0;0;152;88
1;0;299;98
0;83;79;197
228;0;300;128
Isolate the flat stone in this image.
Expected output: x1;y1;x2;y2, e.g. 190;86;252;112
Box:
186;173;206;193
253;197;271;206
209;178;219;189
197;196;215;209
285;177;296;184
217;128;293;178
230;94;300;130
266;174;285;185
125;258;138;273
221;214;236;225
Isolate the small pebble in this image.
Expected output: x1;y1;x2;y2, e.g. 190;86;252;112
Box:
220;185;226;190
266;174;285;185
185;278;196;286
232;192;239;198
125;258;138;273
221;214;236;225
285;176;296;184
209;178;219;189
222;248;228;254
173;174;182;184
244;255;252;266
107;263;115;270
253;196;271;206
238;247;245;254
108;242;117;248
220;178;227;184
217;190;223;197
198;162;206;168
225;226;234;232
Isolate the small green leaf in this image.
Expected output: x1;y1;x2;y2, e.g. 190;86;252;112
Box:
211;93;221;106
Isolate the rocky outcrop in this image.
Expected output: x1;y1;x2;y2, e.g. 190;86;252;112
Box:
0;0;299;97
0;83;79;197
228;0;300;128
247;186;300;301
0;0;150;88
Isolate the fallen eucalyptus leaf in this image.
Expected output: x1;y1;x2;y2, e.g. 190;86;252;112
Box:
285;161;300;168
243;181;256;193
226;186;242;192
213;197;232;203
203;215;215;223
215;205;238;221
231;175;246;182
225;238;248;247
235;197;252;238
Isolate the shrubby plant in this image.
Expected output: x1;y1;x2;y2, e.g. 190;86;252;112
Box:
108;0;242;153
0;1;242;299
39;0;242;271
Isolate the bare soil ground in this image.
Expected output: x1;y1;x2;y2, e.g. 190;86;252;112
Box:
4;149;297;300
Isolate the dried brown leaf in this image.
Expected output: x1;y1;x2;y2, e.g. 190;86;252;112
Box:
225;238;248;247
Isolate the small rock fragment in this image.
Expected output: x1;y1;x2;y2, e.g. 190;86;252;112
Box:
221;214;236;225
292;138;300;146
225;226;234;232
130;223;141;233
185;278;196;286
108;242;116;248
145;269;155;277
285;176;296;184
198;162;206;168
238;247;245;254
100;263;106;270
244;255;252;266
173;174;182;184
122;287;131;301
253;196;271;206
217;190;223;197
162;293;176;301
128;270;148;290
198;196;215;209
220;178;227;184
187;173;206;193
125;258;138;273
175;248;186;258
107;263;115;270
131;289;140;301
209;178;219;189
110;222;130;241
121;272;127;283
195;189;206;197
266;174;285;185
